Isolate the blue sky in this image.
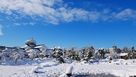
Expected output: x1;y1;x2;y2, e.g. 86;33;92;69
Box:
0;0;136;49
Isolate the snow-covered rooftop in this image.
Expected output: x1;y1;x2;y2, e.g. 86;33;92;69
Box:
25;38;36;44
119;53;128;56
21;45;30;48
25;49;40;53
35;45;47;49
51;46;62;49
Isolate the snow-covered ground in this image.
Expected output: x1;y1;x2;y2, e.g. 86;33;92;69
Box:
0;58;136;77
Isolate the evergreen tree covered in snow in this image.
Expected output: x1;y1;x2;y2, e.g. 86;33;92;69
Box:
86;46;94;60
122;47;130;53
94;50;101;60
131;46;136;59
0;52;3;63
98;48;105;59
27;49;37;60
65;45;77;62
58;56;65;63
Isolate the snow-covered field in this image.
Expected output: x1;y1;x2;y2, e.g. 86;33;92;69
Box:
0;58;136;77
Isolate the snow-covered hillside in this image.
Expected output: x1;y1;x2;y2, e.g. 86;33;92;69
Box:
0;58;136;77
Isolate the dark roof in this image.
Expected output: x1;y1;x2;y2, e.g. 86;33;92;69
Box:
46;49;53;52
36;44;45;46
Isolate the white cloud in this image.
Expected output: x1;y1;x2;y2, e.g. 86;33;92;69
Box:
0;0;103;25
22;22;36;25
0;25;2;28
0;25;3;35
102;9;111;14
0;0;61;24
0;0;136;26
71;8;90;21
29;22;36;25
58;7;74;22
115;9;136;20
89;12;100;22
14;23;21;26
0;0;58;15
0;29;3;35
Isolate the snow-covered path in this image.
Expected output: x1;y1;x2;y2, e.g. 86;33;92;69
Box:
0;59;136;77
0;66;35;77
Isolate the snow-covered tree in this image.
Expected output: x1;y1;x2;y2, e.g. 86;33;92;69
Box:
86;46;94;60
27;49;37;60
52;47;63;57
12;52;20;63
0;52;3;63
35;45;47;58
130;46;136;59
62;48;67;58
75;49;82;61
98;48;105;59
94;49;101;60
9;47;25;63
109;49;118;59
122;47;130;53
52;46;64;62
57;56;65;63
81;47;86;58
131;46;135;52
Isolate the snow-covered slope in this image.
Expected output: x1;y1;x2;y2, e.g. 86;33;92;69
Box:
0;58;136;77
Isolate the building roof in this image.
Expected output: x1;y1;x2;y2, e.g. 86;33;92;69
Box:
119;53;128;56
51;46;62;50
21;45;31;48
4;47;15;51
35;44;47;49
46;49;53;52
25;38;36;44
26;49;40;53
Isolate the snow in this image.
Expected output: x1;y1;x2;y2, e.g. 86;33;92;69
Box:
21;45;31;49
25;38;36;44
65;66;73;74
35;45;47;49
4;47;14;51
0;58;136;77
119;53;128;56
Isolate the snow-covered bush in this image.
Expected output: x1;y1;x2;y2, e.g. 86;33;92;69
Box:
109;50;118;59
94;50;101;60
57;56;65;63
0;53;3;63
27;49;37;60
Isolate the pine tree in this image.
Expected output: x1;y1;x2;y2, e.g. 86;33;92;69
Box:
86;46;94;59
58;56;65;63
